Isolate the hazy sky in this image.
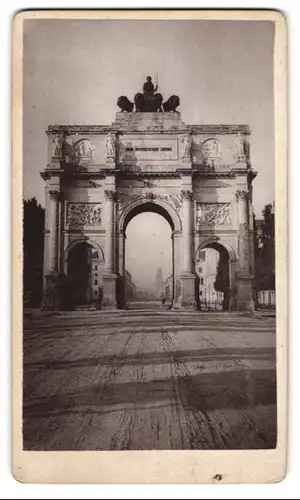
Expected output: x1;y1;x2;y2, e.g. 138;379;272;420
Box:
23;19;275;287
126;213;172;289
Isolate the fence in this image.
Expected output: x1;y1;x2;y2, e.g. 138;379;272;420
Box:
257;289;276;309
199;290;224;311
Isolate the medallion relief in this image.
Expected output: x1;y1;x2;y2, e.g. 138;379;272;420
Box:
73;139;96;166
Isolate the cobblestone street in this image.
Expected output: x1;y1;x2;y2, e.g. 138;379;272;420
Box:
23;309;277;451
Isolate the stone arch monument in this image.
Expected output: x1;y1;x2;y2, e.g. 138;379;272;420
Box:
41;78;257;311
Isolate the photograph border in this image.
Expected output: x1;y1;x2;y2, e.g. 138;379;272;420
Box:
12;8;287;484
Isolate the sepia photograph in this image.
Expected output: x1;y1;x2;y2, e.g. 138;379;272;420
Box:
12;9;287;484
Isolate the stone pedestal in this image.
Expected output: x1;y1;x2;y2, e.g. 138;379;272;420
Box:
102;273;117;309
237;274;255;311
116;230;126;309
181;274;197;308
171;230;182;309
41;272;61;310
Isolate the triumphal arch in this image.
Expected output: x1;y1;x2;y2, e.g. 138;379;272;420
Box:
41;78;257;311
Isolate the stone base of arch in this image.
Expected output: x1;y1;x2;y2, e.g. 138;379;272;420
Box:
180;273;198;309
41;272;61;310
236;273;255;311
41;272;77;311
102;273;118;309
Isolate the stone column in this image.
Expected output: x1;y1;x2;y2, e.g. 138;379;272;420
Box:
171;230;182;309
42;188;61;309
117;230;126;309
180;190;196;308
48;190;60;271
102;190;117;308
104;190;115;273
193;230;201;310
236;189;254;311
248;184;256;306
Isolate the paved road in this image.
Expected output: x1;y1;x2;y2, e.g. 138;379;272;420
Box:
23;309;276;451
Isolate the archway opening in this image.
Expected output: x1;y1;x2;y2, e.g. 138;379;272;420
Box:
125;211;172;309
67;242;103;307
196;243;230;311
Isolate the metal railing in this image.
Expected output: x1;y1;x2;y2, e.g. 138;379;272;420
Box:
257;289;276;309
199;290;224;311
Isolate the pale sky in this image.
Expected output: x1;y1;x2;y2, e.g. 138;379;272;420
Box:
23;19;275;288
126;213;172;290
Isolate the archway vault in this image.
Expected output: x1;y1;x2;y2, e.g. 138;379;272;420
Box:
64;238;105;262
118;197;182;233
117;197;181;309
195;237;237;262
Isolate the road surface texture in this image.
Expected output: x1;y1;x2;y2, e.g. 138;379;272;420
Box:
23;308;277;450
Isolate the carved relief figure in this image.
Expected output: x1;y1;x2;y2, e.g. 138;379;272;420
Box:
105;133;116;158
202;139;220;160
169;193;183;211
236;132;247;158
181;134;192;158
52;134;63;157
200;139;221;168
67;203;102;227
196;203;231;226
243;135;250;158
73;139;96;165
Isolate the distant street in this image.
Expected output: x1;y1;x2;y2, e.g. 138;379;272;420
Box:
23;309;276;450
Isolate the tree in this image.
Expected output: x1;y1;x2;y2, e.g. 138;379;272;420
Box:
23;198;45;307
214;259;227;293
254;202;275;291
214;250;230;310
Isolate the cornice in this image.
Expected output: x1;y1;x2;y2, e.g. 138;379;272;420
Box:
46;123;251;136
187;124;251;135
116;171;182;180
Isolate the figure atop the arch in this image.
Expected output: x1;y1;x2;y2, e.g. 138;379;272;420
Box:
135;75;163;112
117;76;180;113
143;76;158;96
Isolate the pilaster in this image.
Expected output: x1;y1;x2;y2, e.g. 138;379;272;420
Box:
235;189;255;311
180;189;196;308
103;189;117;308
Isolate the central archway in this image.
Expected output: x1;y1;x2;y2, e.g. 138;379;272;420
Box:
117;199;182;309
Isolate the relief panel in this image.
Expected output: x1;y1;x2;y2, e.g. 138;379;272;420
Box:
66;203;102;228
196;202;232;226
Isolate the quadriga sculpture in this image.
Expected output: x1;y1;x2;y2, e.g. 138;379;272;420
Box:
134;92;163;112
117;76;180;113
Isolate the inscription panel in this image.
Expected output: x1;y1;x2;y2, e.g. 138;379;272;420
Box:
119;138;178;162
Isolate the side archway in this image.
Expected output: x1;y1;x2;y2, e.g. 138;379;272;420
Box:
195;238;237;311
63;238;104;266
63;239;105;307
